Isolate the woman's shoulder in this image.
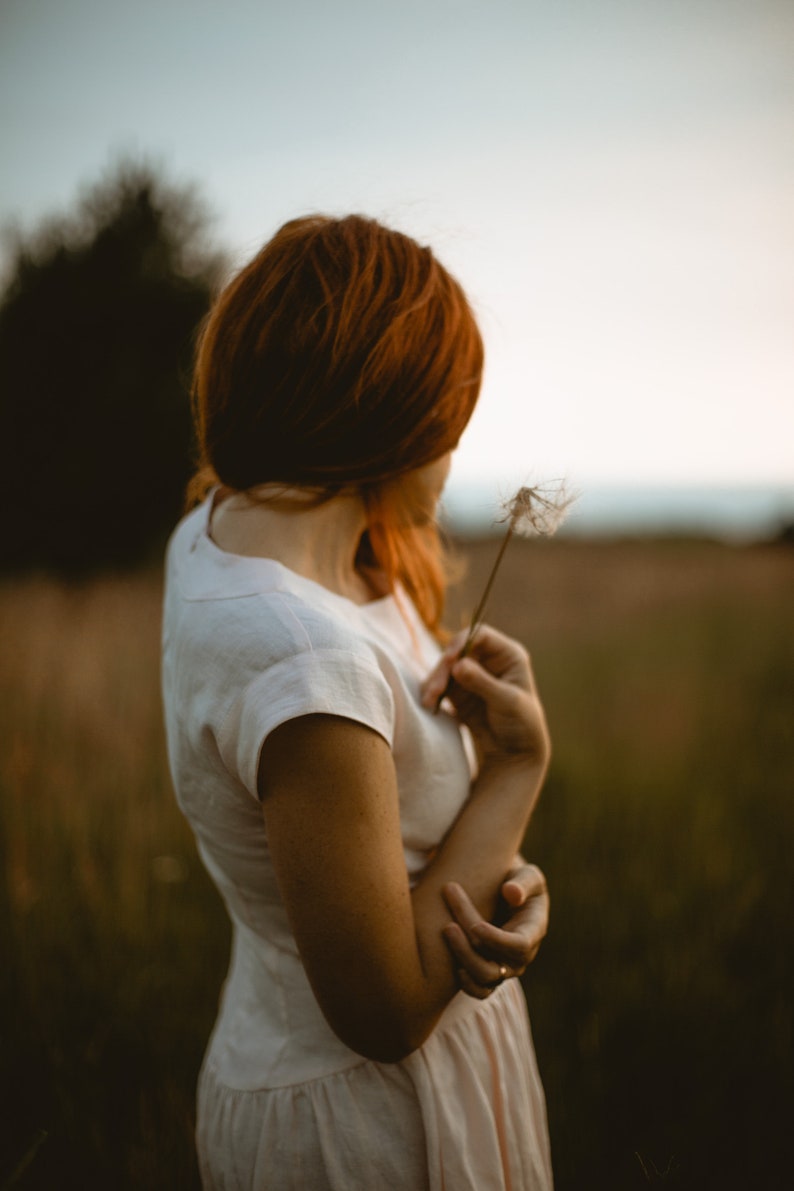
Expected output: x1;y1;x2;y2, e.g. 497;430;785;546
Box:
162;497;415;691
167;562;380;680
257;587;379;661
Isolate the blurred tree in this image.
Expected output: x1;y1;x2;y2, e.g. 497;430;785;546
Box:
0;158;223;574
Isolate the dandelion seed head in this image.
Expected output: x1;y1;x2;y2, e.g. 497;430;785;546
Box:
498;480;575;537
442;479;576;686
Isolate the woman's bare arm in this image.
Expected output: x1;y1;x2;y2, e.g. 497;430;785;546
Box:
259;626;549;1063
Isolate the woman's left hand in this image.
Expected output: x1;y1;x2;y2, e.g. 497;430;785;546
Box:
441;863;549;1000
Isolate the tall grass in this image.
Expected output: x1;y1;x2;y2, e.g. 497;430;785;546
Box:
448;537;794;1189
0;575;228;1188
1;539;792;1188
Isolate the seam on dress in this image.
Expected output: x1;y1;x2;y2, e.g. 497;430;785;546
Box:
269;592;315;652
200;1054;374;1095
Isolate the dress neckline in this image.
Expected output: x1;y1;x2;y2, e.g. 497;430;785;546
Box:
199;489;397;617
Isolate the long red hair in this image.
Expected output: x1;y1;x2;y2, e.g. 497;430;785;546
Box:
188;214;483;635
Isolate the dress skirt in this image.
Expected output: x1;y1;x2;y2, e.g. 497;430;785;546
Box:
196;979;553;1191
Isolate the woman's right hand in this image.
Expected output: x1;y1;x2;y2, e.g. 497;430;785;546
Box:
421;625;550;770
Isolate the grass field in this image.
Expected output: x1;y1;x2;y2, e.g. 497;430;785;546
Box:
1;536;792;1189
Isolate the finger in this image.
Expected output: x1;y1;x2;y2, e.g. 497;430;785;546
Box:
442;882;485;940
455;962;512;1001
444;881;547;967
473;887;549;964
419;632;468;708
465;626;533;689
467;917;543;967
501;863;547;909
450;656;517;707
457;967;499;1000
419;660;454;708
443;684;484;724
443;923;513;987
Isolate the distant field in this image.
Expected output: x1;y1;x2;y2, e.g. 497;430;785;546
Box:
1;537;792;1189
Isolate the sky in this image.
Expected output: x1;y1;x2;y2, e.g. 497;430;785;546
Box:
1;0;792;501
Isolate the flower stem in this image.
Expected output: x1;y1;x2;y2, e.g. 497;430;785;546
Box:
460;522;515;654
434;519;516;711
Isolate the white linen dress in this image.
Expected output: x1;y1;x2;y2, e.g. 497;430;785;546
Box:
161;496;553;1190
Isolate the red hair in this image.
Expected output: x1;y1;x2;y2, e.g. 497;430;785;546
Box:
189;214;483;634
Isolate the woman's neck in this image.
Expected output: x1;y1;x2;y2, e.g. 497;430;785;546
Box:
209;486;378;604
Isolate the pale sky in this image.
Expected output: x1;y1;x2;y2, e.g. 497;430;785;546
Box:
2;0;792;493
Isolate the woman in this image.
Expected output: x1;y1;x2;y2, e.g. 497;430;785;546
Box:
162;215;553;1189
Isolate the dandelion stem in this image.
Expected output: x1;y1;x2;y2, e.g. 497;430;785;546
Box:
460;522;515;657
433;480;573;713
433;519;516;712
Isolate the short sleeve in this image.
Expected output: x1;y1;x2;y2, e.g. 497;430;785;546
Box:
216;646;396;800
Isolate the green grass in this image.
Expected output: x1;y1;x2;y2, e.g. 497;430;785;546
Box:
1;538;792;1188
